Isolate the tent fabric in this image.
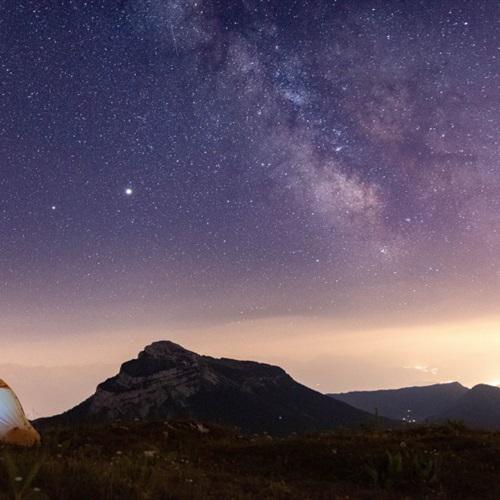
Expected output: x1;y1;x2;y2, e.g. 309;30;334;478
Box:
0;379;40;447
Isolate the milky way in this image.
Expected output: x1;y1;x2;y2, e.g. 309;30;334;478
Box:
1;0;499;340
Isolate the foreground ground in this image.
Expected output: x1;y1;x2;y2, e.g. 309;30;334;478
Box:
1;420;500;499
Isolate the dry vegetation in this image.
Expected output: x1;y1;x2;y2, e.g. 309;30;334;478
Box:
1;420;500;499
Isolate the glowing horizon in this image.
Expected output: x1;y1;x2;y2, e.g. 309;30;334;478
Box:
1;1;498;418
3;314;500;418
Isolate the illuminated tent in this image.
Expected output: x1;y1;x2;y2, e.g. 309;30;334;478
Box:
0;380;40;447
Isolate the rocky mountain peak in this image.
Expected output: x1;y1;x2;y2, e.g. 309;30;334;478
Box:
143;341;196;358
39;340;376;434
115;341;200;380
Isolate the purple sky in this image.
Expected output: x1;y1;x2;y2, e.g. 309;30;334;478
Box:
1;0;499;415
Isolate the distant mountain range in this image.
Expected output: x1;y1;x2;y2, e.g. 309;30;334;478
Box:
330;382;500;428
38;341;379;435
437;384;500;428
330;382;468;422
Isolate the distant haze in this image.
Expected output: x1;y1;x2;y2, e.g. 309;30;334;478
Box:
5;315;500;418
1;1;499;417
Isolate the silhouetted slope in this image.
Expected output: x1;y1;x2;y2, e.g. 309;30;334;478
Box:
39;341;378;434
436;384;500;428
330;382;468;421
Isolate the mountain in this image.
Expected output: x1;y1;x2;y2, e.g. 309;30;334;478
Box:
330;382;468;422
435;384;500;428
38;341;379;435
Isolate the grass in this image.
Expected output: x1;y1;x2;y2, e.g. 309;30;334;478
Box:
1;420;500;499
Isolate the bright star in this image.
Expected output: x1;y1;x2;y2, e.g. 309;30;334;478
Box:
125;187;133;196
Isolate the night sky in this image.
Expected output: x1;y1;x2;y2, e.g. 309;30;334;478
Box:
1;0;500;415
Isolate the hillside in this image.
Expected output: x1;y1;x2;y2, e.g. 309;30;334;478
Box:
436;384;500;428
38;341;376;435
3;421;500;499
330;382;468;421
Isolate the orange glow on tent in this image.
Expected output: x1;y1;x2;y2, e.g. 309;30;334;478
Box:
0;380;40;447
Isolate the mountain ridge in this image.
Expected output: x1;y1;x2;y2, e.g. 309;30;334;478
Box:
37;340;380;435
330;382;500;428
330;382;468;422
435;383;500;428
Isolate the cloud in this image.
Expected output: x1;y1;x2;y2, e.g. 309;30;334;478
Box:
404;364;439;375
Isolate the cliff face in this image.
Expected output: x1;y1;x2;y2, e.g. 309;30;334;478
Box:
41;341;377;434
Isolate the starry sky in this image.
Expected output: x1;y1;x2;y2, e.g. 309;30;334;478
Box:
1;0;500;416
